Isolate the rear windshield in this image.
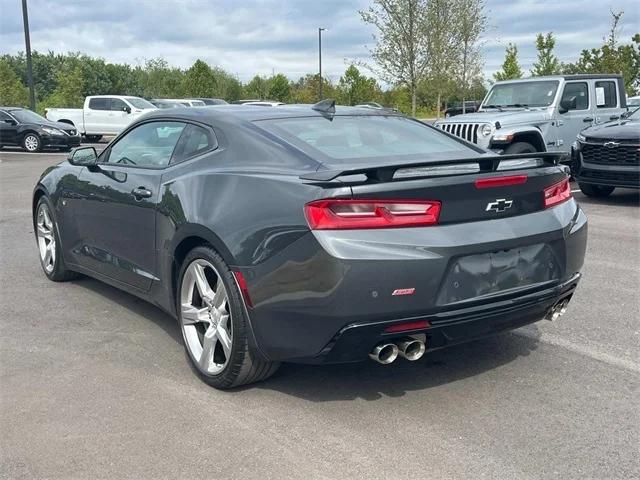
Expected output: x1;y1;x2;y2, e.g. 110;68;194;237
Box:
258;115;472;163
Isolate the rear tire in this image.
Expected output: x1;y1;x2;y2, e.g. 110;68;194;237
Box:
84;135;102;143
177;246;279;389
22;133;42;152
34;196;78;282
504;142;537;154
578;183;615;197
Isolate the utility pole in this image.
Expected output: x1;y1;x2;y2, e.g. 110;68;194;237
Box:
318;28;326;101
21;0;36;111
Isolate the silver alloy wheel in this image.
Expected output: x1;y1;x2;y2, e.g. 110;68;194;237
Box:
36;203;56;273
180;259;232;374
24;134;39;152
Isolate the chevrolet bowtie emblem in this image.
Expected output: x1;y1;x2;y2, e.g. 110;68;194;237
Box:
603;141;620;148
486;198;513;213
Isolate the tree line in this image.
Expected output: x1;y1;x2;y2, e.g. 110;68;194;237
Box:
493;10;639;95
0;5;637;117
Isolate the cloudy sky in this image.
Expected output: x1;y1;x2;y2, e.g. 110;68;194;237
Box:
0;0;638;83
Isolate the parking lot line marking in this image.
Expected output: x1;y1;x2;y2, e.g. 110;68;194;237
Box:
514;329;640;374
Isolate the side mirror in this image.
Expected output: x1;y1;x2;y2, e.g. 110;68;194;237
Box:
620;110;631;119
123;106;131;114
559;96;577;114
68;146;98;166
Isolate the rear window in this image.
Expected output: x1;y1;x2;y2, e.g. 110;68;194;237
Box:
258;115;472;163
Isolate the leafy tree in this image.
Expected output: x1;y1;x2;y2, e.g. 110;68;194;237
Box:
291;74;339;103
338;65;381;105
562;11;639;95
531;32;561;76
451;0;486;113
0;59;28;106
182;59;216;97
360;0;430;116
244;75;269;99
43;65;85;108
267;73;292;102
494;44;523;81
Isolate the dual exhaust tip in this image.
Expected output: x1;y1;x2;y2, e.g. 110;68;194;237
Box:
369;338;426;364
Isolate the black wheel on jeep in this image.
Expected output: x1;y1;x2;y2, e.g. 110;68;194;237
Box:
578;183;615;197
504;142;537;154
84;135;102;143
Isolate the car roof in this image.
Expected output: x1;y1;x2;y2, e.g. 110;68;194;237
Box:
494;74;624;83
0;106;25;111
141;104;405;124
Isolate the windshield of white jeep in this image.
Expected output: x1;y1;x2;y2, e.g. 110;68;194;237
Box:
483;80;559;108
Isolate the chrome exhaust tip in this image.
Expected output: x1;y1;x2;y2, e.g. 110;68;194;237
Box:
545;298;570;321
397;338;426;361
369;343;399;365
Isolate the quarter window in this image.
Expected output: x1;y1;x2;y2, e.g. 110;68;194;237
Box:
0;111;13;121
174;124;217;162
560;83;589;110
88;98;110;110
595;81;617;108
106;121;186;168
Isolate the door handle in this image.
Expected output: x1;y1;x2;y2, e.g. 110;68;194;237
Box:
583;117;594;123
131;186;152;199
609;115;620;120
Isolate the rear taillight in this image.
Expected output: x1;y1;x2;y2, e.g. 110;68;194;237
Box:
543;178;572;208
304;199;441;230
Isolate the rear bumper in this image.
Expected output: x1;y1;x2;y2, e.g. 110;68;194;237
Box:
243;200;587;363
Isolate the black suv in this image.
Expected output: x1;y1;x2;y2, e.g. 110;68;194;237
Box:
572;107;640;196
0;107;81;152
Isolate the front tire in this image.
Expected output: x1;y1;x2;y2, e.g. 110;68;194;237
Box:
23;133;42;152
84;135;102;143
579;183;615;197
177;246;278;389
34;197;78;281
504;142;536;154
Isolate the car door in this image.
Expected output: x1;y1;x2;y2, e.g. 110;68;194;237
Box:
556;81;591;152
109;98;132;134
593;79;622;124
74;120;187;290
85;98;111;135
0;111;19;145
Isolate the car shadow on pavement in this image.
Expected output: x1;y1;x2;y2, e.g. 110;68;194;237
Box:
68;275;542;401
574;188;640;207
252;331;541;402
72;276;182;344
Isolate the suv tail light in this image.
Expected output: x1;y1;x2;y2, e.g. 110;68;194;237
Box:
305;199;441;230
544;178;572;208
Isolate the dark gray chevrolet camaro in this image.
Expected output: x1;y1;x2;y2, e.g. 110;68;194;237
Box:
33;103;587;388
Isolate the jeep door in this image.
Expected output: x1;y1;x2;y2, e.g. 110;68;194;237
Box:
592;79;624;124
556;81;592;151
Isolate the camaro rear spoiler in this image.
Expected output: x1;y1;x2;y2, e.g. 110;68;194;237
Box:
299;152;565;184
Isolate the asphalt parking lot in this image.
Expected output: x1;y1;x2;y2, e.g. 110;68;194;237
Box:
1;147;638;479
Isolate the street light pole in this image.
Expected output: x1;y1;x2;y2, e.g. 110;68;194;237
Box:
21;0;36;111
318;28;326;101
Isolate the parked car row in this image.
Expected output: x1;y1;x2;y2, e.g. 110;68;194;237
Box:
434;74;639;196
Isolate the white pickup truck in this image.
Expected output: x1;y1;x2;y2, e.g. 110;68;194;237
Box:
45;95;157;141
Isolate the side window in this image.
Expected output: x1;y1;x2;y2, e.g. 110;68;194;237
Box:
561;82;589;110
0;111;12;121
106;121;186;168
595;81;617;108
88;98;109;110
110;98;128;111
173;124;217;163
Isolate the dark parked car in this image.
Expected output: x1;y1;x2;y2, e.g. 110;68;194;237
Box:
572;107;640;196
444;101;481;117
0;107;81;152
32;102;587;389
196;98;228;106
150;99;188;109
